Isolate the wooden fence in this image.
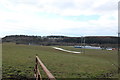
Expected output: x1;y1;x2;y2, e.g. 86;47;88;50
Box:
34;56;56;80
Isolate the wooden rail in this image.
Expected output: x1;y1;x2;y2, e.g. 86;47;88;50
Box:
34;56;56;80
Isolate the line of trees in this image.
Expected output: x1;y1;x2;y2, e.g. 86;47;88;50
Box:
2;35;118;47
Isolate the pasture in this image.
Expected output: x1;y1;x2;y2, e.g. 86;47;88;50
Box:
2;43;118;79
0;43;2;79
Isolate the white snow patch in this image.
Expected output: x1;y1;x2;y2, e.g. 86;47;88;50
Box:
53;47;81;54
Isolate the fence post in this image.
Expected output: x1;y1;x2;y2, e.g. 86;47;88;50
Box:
34;56;42;80
34;56;56;80
36;56;56;80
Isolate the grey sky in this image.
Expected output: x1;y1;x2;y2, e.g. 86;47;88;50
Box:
0;0;118;37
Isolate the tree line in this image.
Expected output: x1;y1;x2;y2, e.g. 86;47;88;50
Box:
2;35;118;48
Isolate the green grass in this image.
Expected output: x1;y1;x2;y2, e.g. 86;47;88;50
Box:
0;43;2;79
2;43;118;79
0;43;2;65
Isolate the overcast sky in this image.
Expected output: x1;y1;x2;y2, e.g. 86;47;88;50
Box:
0;0;118;37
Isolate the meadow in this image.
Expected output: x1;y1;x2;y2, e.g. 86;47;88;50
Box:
0;43;2;79
2;43;118;79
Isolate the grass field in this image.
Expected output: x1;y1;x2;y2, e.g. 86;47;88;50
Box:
2;43;118;79
0;43;2;79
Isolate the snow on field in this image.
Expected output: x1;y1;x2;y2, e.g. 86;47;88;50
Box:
53;47;81;54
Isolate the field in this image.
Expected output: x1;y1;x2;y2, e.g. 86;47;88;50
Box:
0;43;2;79
2;43;118;79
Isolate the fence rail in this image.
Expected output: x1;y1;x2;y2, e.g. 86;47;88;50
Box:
34;56;56;80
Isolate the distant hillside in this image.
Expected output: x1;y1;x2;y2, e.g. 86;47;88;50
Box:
2;35;118;47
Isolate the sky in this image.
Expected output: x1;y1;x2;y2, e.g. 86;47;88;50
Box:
0;0;119;37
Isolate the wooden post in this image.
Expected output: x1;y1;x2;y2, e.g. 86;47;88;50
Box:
36;56;56;80
34;56;42;80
